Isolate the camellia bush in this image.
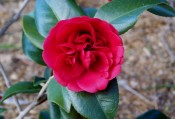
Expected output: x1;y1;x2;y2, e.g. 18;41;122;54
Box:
0;0;175;119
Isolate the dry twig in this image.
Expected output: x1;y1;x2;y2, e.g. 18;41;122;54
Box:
16;76;54;119
118;79;157;108
160;19;175;63
0;62;22;112
0;0;29;36
160;30;175;62
159;0;175;62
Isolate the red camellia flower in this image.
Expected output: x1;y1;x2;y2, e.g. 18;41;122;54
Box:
43;16;124;93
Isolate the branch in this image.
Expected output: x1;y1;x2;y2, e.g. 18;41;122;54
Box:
37;76;54;100
16;94;47;119
159;1;175;62
160;19;175;63
0;0;29;36
16;101;37;119
0;62;22;112
160;32;175;63
16;76;54;119
118;80;157;108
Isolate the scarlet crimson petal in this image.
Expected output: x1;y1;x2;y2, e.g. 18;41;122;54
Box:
77;71;108;93
56;21;96;44
67;81;83;92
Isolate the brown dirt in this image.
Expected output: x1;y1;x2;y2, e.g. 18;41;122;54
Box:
0;0;175;119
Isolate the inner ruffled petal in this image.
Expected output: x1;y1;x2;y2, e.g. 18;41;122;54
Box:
53;54;85;80
57;43;75;55
75;34;93;44
56;21;96;44
90;51;109;73
80;50;91;69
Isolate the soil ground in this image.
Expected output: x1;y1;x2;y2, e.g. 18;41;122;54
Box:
0;0;175;119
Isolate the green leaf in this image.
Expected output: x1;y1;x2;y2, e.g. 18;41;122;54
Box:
50;102;60;119
60;107;84;119
50;102;85;119
22;32;45;65
83;8;97;18
45;0;84;20
0;116;4;119
47;79;71;113
95;0;166;34
0;82;41;104
148;3;175;17
0;108;6;114
136;109;170;119
44;67;52;80
33;76;47;87
68;79;119;119
39;110;51;119
23;13;44;49
35;0;58;38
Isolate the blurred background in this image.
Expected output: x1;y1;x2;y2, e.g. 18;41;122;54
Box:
0;0;175;118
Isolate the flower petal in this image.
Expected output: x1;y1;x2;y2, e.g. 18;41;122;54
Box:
53;71;68;86
67;81;83;92
109;65;122;80
77;70;109;93
90;51;109;72
42;50;58;68
54;54;85;80
56;21;96;44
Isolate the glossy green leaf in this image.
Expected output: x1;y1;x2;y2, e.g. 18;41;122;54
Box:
136;109;170;119
39;110;51;119
0;108;6;114
83;8;97;18
0;82;41;104
50;102;84;119
148;3;175;17
44;67;52;80
60;107;84;119
47;79;71;113
23;13;44;49
45;0;84;20
22;32;45;65
68;79;119;119
50;102;60;119
35;0;58;37
0;116;4;119
95;0;166;34
33;76;47;87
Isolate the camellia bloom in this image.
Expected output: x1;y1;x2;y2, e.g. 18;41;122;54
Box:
43;16;124;93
